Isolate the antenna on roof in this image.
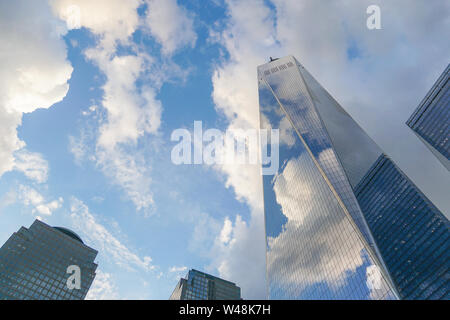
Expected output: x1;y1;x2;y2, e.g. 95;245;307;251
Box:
269;57;279;62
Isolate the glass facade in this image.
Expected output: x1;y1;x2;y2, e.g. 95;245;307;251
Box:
258;55;450;300
406;64;449;170
0;219;98;300
355;155;450;299
169;269;241;300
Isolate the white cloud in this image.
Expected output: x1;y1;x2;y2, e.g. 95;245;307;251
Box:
91;54;162;149
18;185;63;217
50;0;142;50
69;135;87;165
210;213;266;299
51;0;195;212
206;0;280;299
0;111;23;177
84;48;159;212
69;198;156;272
0;0;72;179
210;0;281;212
35;199;64;216
95;147;154;211
169;266;188;273
51;0;158;211
19;185;45;206
188;212;223;254
144;0;197;55
85;270;120;300
219;217;233;244
85;52;161;211
13;150;49;184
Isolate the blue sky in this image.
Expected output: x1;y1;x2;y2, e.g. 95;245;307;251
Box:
0;0;449;299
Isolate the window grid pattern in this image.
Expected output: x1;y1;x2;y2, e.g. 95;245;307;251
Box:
407;64;449;163
258;56;396;300
0;220;97;300
185;271;209;300
170;269;241;300
259;55;450;300
263;58;379;251
355;155;450;300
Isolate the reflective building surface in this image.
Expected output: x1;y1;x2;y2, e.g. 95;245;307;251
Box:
406;64;449;170
169;269;241;300
258;55;450;300
355;155;449;299
0;220;97;300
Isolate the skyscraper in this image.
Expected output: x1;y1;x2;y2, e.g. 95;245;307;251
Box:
406;64;449;170
0;219;97;300
169;269;241;300
258;55;449;300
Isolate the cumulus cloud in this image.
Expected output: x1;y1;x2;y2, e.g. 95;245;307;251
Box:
69;198;156;272
93;55;162;149
50;0;142;49
206;0;281;299
188;212;223;254
168;265;188;281
51;0;157;211
169;266;188;273
85;269;120;300
211;0;280;131
51;0;194;212
0;0;72;179
210;213;266;299
86;50;160;212
13;150;49;184
144;0;197;55
219;217;233;244
17;185;63;217
0;111;23;177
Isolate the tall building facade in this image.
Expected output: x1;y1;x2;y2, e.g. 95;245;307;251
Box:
258;55;449;300
0;219;97;300
406;64;449;170
169;269;241;300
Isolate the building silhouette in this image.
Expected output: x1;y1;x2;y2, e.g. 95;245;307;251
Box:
170;269;241;300
258;55;449;300
0;219;97;300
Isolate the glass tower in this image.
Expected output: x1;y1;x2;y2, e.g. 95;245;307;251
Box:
406;64;449;171
258;55;450;300
0;219;98;300
169;269;241;300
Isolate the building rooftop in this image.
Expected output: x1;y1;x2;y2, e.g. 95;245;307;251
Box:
53;227;84;244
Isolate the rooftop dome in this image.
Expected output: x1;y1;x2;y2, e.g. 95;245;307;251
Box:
53;227;84;244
